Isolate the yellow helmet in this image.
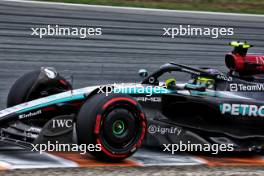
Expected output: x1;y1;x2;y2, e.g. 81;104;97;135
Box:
229;41;252;49
165;78;176;89
196;77;215;88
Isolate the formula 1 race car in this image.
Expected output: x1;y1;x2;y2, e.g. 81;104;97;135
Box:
0;41;263;161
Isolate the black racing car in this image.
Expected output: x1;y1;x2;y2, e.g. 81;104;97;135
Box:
0;41;263;161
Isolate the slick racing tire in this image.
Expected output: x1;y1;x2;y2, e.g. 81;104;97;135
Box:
7;68;72;107
76;93;146;161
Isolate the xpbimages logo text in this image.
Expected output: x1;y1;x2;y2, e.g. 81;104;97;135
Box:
31;25;102;38
97;83;170;96
163;141;234;155
31;141;101;155
162;25;234;39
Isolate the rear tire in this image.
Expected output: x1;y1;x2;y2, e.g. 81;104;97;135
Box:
76;93;146;161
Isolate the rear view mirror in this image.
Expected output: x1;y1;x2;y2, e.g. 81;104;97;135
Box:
138;69;148;77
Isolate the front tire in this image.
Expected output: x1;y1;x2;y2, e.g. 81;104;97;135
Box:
76;93;146;161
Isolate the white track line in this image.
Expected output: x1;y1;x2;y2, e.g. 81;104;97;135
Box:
3;0;264;17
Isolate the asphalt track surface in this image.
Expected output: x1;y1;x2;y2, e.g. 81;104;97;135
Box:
0;0;264;175
2;166;264;176
0;0;264;108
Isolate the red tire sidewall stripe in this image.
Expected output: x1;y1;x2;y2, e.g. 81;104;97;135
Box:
134;113;146;148
102;97;137;110
94;114;102;134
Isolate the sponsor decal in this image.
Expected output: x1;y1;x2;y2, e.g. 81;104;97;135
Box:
28;127;42;133
220;103;264;117
229;83;264;92
217;74;232;81
52;119;73;128
19;110;42;119
181;68;200;75
135;97;162;102
148;125;182;135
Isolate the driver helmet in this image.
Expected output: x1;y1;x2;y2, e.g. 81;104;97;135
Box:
165;78;176;89
195;77;215;89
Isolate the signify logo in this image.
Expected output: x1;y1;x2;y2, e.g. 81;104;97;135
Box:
220;103;264;117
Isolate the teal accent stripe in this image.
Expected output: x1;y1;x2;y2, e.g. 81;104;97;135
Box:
18;94;85;113
190;90;216;97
